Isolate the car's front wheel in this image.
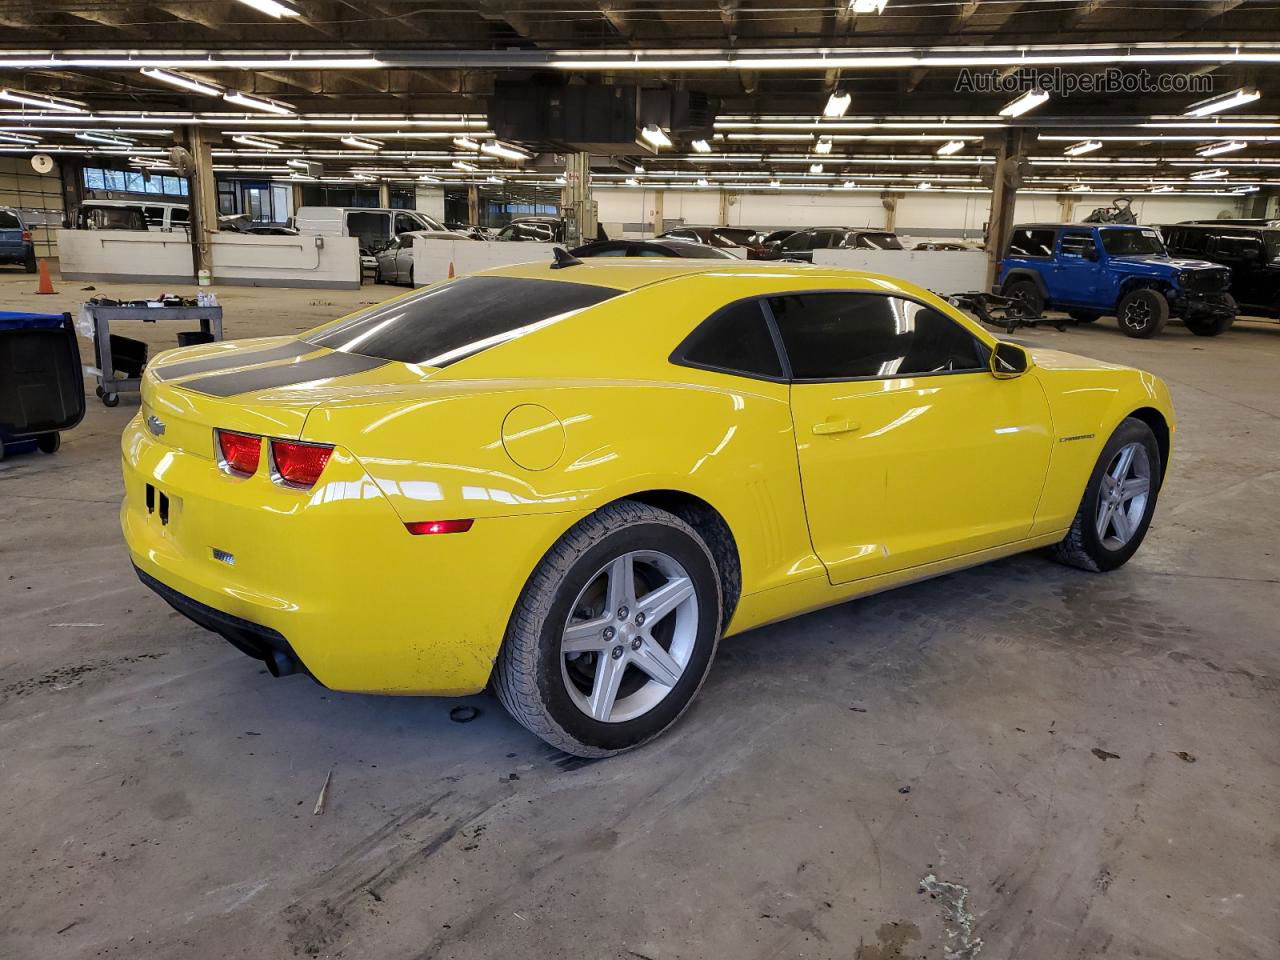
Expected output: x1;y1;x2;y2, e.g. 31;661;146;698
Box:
494;501;722;757
1053;417;1163;572
1117;289;1169;338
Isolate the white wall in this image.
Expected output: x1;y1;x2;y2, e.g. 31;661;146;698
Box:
415;186;446;221
812;249;989;293
594;187;1248;239
413;237;554;285
58;229;193;283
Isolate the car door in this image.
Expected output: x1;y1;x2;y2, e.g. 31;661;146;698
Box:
1052;229;1103;305
395;235;417;282
1209;232;1266;309
773;292;1054;584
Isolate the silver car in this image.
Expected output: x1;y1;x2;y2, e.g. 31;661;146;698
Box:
374;230;464;286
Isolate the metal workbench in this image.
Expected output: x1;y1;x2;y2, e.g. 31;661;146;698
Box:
87;304;224;407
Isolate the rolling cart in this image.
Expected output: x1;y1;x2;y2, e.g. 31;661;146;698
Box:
86;303;224;406
0;311;85;461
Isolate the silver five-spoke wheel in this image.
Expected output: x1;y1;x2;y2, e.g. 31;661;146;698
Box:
1095;441;1151;550
561;550;699;723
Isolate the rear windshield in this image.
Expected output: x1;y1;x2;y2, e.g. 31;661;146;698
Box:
305;275;622;367
847;232;903;250
0;211;20;228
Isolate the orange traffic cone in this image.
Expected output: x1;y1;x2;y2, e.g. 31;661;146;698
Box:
35;259;56;295
447;261;455;279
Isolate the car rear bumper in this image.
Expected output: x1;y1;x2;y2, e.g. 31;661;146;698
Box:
121;413;582;695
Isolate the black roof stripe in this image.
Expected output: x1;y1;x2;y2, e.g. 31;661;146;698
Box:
152;340;317;381
178;351;389;397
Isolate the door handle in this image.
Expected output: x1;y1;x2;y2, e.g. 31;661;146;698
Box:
812;419;860;436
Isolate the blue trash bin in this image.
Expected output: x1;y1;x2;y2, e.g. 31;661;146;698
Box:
0;311;85;460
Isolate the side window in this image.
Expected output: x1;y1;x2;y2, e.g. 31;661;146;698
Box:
588;245;629;257
780;232;811;252
1007;228;1056;258
143;206;166;229
394;213;418;235
1059;232;1096;258
673;299;783;380
1213;234;1263;260
769;293;988;380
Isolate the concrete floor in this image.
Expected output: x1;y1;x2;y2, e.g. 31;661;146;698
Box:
1;266;1277;960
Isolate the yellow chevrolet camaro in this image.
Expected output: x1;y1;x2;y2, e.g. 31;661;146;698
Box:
123;259;1174;756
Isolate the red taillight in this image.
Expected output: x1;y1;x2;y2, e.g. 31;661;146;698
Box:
271;440;333;488
21;230;31;243
216;430;261;476
405;519;474;536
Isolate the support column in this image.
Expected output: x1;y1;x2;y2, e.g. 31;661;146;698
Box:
650;190;665;237
718;189;730;227
467;185;479;226
881;192;899;232
1057;193;1076;223
986;129;1026;290
185;126;219;285
379;181;392;208
561;152;595;246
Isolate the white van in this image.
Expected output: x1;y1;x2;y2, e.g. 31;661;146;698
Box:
295;206;454;252
75;199;189;233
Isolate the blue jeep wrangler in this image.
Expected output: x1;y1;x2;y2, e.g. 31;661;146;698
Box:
996;223;1236;338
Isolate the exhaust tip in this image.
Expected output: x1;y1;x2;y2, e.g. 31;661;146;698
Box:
265;648;299;678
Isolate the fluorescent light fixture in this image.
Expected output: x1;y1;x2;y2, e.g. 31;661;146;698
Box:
555;175;567;185
341;135;382;151
691;138;712;153
1069;183;1090;192
918;181;933;190
1151;184;1174;192
452;136;479;150
936;139;965;156
481;139;530;161
815;137;833;154
696;177;710;186
809;163;824;174
0;88;87;113
0;131;41;144
842;180;856;189
1190;167;1229;179
232;134;282;149
139;68;222;97
351;173;377;181
485;175;504;183
770;178;781;188
418;174;441;182
1064;139;1102;156
999;88;1049;117
1197;140;1246;157
824;90;852;117
850;0;889;12
223;90;295;115
235;0;303;16
286;158;311;169
75;131;133;145
625;177;639;186
452;159;478;171
1184;86;1261;117
633;163;646;173
640;124;672;148
1231;185;1259;194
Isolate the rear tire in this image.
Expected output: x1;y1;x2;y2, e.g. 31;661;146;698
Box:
36;432;60;454
1117;289;1169;338
1053;417;1162;572
1003;279;1045;317
494;500;723;758
24;254;37;274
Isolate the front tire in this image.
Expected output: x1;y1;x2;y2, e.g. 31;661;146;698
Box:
1117;289;1169;338
494;501;723;757
1053;417;1162;572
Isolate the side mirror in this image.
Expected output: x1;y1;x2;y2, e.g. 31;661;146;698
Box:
991;341;1032;379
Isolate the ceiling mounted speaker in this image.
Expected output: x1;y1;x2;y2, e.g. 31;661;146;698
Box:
30;153;54;174
169;146;197;177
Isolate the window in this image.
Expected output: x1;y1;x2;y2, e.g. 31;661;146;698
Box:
1212;233;1264;260
1006;228;1055;258
665;229;697;242
779;232;812;252
1100;228;1165;256
845;232;903;251
0;210;20;228
1164;227;1207;254
305;276;622;367
1059;232;1097;258
768;293;988;380
394;213;419;235
674;299;783;380
170;208;189;225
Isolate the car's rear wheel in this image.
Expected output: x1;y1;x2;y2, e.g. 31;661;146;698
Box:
1184;313;1234;336
1003;279;1045;317
24;253;37;274
1053;417;1162;572
1117;289;1169;338
494;500;722;757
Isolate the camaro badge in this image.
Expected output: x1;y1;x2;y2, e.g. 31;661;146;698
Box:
145;415;167;437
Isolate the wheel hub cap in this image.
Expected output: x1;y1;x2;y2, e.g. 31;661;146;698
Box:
1095;442;1152;550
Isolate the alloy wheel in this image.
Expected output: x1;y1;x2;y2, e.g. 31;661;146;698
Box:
1095;441;1151;549
1123;300;1150;329
560;550;699;723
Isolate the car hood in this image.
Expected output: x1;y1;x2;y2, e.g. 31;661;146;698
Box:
1025;345;1130;373
1108;254;1220;272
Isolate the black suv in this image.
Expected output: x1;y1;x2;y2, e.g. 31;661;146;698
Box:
1159;222;1280;318
756;226;903;261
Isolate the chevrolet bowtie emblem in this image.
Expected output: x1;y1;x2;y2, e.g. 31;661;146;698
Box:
145;414;166;437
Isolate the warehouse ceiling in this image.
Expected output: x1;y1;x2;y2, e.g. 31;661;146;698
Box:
0;0;1278;199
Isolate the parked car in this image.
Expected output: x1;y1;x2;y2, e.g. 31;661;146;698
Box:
914;241;971;251
748;228;799;259
755;227;904;262
242;224;299;237
570;238;737;259
0;207;37;272
125;258;1174;757
374;230;466;285
495;217;565;242
997;223;1236;338
75;199;189;233
659;226;757;251
296;206;452;253
1158;222;1280;318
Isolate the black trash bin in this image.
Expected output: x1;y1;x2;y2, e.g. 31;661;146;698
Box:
0;311;86;460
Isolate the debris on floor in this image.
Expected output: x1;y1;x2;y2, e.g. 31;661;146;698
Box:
313;766;334;816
